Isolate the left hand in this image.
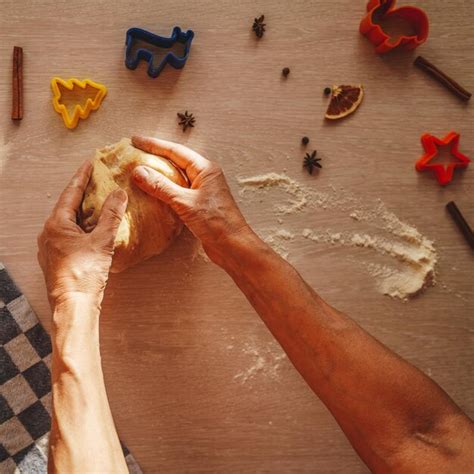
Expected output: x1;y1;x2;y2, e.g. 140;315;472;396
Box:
37;161;128;309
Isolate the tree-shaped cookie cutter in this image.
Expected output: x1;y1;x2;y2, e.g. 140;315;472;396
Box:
360;0;429;54
125;26;195;78
51;77;107;129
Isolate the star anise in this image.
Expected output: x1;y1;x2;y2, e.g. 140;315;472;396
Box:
177;111;196;131
303;150;322;175
252;15;266;38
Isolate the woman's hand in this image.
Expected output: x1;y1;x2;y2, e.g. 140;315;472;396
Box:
37;161;128;309
131;136;250;263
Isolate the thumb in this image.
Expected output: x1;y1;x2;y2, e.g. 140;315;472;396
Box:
94;189;128;241
133;166;188;206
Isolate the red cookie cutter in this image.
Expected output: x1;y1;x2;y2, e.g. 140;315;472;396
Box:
360;0;429;54
416;132;470;186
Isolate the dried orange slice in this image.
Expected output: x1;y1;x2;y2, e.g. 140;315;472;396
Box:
325;85;364;120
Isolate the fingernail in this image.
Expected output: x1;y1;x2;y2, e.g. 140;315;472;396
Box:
113;189;128;203
134;166;150;181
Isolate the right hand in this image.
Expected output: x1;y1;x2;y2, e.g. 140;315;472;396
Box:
131;136;250;263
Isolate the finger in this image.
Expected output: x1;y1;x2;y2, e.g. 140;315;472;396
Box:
93;189;128;245
53;160;93;222
131;136;210;181
133;166;190;206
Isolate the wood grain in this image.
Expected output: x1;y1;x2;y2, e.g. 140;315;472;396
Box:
0;1;473;472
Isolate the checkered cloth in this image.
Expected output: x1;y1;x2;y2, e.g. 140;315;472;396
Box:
0;262;142;473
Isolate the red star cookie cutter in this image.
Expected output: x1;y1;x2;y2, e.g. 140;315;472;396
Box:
359;0;429;54
416;132;470;186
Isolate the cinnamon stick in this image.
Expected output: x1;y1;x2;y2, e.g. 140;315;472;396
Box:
446;201;474;250
414;56;471;102
12;46;23;120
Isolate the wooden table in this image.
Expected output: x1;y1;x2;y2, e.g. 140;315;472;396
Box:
1;1;472;472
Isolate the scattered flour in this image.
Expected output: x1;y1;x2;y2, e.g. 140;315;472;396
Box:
238;173;438;300
238;172;355;214
350;210;363;221
302;229;436;299
233;342;287;384
262;229;295;259
274;229;295;240
237;173;309;214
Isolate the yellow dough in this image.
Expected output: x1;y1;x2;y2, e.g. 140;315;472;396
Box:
79;138;188;273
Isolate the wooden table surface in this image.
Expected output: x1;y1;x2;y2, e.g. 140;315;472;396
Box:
1;0;473;472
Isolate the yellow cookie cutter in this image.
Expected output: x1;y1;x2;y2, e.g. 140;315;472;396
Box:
51;77;107;129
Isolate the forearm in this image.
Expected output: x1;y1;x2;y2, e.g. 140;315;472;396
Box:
49;295;127;474
215;229;473;472
128;136;473;470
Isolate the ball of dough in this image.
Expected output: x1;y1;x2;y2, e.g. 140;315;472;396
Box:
79;138;188;273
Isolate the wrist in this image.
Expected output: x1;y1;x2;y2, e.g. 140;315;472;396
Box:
52;293;101;333
52;295;101;365
203;226;267;270
50;290;103;314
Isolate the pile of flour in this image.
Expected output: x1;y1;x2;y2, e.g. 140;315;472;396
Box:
237;173;437;300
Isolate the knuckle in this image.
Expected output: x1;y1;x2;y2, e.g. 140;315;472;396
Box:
105;206;123;225
92;231;114;252
67;179;81;192
170;144;182;157
150;177;166;196
50;206;66;222
44;218;56;234
69;177;80;188
207;162;223;175
67;177;86;195
169;193;186;208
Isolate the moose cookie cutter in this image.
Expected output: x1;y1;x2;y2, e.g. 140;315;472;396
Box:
51;77;107;129
360;0;429;54
125;26;195;78
416;132;470;186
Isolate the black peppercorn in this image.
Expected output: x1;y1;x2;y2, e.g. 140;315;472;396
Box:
302;136;309;145
282;67;290;77
324;87;332;96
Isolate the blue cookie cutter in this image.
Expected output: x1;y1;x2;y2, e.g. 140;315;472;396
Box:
125;26;194;78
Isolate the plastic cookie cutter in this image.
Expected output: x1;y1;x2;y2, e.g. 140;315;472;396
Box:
415;132;470;186
125;26;195;78
51;77;107;129
359;0;429;54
